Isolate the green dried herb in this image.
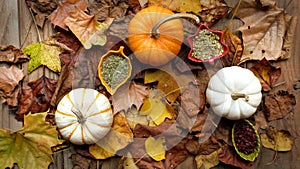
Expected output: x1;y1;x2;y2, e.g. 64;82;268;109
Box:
102;54;130;89
192;29;223;60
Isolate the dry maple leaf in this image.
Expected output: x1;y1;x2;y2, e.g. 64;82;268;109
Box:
0;65;24;106
249;58;281;91
0;112;64;169
112;82;148;114
26;0;58;28
48;0;88;30
263;90;296;121
148;0;202;13
16;76;57;121
0;45;29;63
235;0;296;62
260;126;293;151
64;8;114;49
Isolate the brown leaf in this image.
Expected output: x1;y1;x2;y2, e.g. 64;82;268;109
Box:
180;85;205;117
48;0;88;30
112;82;148;114
263;90;296;121
0;65;24;106
26;0;58;27
218;144;253;169
16;76;57;120
148;0;202;13
236;0;294;62
220;29;243;66
88;0;129;21
249;58;281;91
213;118;233;145
165;138;188;169
186;136;220;155
0;45;29;63
71;154;97;169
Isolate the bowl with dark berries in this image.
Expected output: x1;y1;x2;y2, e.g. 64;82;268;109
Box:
232;119;261;161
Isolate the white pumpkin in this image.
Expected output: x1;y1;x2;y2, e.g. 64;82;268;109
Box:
206;66;262;120
55;88;113;145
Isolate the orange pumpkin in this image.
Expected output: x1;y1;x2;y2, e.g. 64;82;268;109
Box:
128;6;199;66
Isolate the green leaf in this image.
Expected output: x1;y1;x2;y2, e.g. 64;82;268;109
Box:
0;112;64;169
145;136;165;161
23;37;66;73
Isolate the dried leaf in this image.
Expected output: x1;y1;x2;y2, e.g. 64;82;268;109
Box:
0;65;24;106
0;45;29;63
0;112;63;169
64;8;113;49
112;82;148;114
260;127;293;151
126;107;149;129
23;37;69;73
123;152;139;169
145;69;180;103
236;0;293;62
48;0;88;30
164;138;188;169
25;0;58;27
195;148;222;169
148;0;202;13
218;144;253;169
220;29;243;66
16;76;57;120
88;0;129;21
249;58;281;91
263;90;296;121
70;154;97;169
90;112;133;159
180;85;205;117
145;137;166;161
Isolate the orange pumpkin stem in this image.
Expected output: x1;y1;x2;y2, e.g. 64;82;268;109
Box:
231;92;249;102
150;13;200;39
71;107;86;124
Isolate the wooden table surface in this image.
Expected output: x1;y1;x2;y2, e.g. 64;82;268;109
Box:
0;0;299;168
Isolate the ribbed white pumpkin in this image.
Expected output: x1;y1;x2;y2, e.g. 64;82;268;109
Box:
55;88;113;145
206;66;262;120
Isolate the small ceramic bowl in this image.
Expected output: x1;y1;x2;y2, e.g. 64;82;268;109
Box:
187;24;229;65
98;46;132;95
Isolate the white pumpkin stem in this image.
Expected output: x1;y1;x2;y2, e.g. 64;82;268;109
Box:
71;107;86;124
150;13;200;39
231;92;249;102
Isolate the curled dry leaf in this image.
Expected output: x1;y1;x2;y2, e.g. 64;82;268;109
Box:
148;0;202;13
64;7;114;49
112;82;148;114
16;76;57;121
236;0;295;62
195;147;222;169
0;112;64;169
0;65;24;106
48;0;88;30
260;126;293;151
263;90;296;121
0;45;29;63
220;29;243;66
249;58;281;92
25;0;58;27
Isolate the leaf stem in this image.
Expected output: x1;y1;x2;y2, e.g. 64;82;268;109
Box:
28;8;42;42
226;0;242;30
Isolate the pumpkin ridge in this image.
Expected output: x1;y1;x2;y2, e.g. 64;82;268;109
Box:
81;126;86;144
212;74;232;93
88;121;111;128
81;88;87;109
68;124;79;141
85;92;102;113
58;122;76;130
66;94;75;107
84;125;98;143
56;109;76;117
87;108;112;118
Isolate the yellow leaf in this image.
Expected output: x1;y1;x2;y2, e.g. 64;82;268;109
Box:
195;148;222;169
23;37;67;73
64;8;113;49
148;0;202;13
140;96;174;126
145;137;166;161
145;70;180;103
126;107;149;130
123;152;139;169
90;112;133;159
0;112;64;169
260;127;293;151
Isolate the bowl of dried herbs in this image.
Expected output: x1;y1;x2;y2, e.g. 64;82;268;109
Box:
187;24;229;65
98;46;132;95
